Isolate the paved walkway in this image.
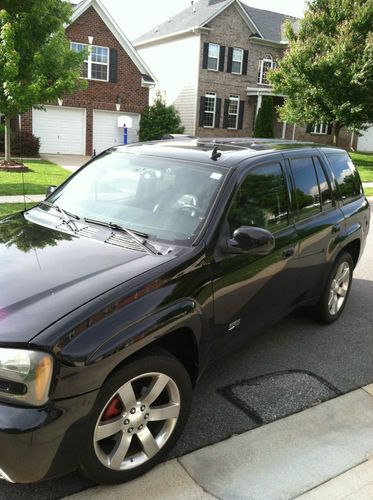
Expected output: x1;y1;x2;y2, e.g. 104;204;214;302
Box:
67;385;373;500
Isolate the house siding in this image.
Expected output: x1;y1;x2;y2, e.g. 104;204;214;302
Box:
21;6;149;155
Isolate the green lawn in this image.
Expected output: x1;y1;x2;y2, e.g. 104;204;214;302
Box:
0;160;70;196
350;152;373;182
0;202;36;217
364;187;373;197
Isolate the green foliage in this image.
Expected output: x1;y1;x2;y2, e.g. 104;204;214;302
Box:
253;97;275;138
0;130;40;156
270;0;373;144
139;92;184;141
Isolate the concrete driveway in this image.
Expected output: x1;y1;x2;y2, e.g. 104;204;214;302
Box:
41;154;91;172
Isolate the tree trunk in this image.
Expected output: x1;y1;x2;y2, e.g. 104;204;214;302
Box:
4;116;11;162
333;124;341;146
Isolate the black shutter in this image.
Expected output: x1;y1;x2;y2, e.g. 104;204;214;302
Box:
202;43;209;69
199;96;206;127
215;98;222;128
327;123;333;135
219;46;225;72
109;48;118;83
238;101;245;129
227;47;233;73
223;99;230;128
242;50;249;75
306;124;313;133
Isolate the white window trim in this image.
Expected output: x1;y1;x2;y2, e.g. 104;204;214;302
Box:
71;42;110;82
227;95;240;130
258;55;276;85
207;43;220;72
311;123;328;135
204;92;217;128
231;48;244;75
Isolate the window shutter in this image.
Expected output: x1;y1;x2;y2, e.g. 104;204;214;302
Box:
202;43;209;69
219;46;225;72
327;123;333;135
223;99;230;128
109;48;118;83
238;101;245;129
227;47;233;73
215;98;222;128
242;50;249;75
306;124;313;133
199;96;206;127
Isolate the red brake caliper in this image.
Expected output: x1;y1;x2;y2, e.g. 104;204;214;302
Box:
102;396;123;421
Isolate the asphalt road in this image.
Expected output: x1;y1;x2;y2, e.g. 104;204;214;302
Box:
2;205;372;499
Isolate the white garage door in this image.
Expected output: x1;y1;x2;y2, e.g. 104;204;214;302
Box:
357;125;373;152
33;106;86;155
93;110;140;155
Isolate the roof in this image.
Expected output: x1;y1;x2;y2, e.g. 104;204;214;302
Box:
69;0;157;84
133;0;298;46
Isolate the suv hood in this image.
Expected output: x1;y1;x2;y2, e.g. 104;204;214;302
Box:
0;212;174;343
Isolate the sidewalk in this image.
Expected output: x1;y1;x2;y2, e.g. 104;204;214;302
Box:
67;385;373;500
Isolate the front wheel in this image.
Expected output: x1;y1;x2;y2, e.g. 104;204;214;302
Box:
79;350;192;484
311;252;354;324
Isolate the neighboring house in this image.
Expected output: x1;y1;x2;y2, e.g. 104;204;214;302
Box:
357;126;373;152
134;0;355;149
19;0;156;156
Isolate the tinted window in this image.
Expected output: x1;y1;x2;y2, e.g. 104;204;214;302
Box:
313;157;333;209
228;163;288;232
326;153;362;201
290;157;321;220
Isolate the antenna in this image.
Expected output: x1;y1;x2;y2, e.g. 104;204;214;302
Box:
210;145;222;161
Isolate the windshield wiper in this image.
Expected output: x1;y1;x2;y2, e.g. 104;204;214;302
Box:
84;218;160;255
40;201;79;231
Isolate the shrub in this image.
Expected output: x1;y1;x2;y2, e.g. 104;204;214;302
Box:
0;129;40;156
253;96;275;138
139;91;184;141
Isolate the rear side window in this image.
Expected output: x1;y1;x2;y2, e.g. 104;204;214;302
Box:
228;163;289;232
290;157;321;220
313;157;333;209
326;152;362;202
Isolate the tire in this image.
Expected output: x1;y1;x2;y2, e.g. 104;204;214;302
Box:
79;349;192;484
311;252;354;324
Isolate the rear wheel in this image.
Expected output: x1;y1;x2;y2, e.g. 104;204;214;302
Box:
79;350;192;484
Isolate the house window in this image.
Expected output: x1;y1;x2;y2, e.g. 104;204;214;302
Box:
204;92;217;127
227;95;240;129
71;42;109;82
312;123;328;135
258;55;276;85
208;43;220;71
231;48;244;74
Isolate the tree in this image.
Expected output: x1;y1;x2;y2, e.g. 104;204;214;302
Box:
269;0;373;145
139;91;184;141
253;96;275;138
0;0;86;162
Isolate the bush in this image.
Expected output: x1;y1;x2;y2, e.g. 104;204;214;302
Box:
139;91;184;141
0;129;40;156
253;96;275;138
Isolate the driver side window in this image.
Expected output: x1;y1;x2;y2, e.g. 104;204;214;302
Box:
228;163;289;233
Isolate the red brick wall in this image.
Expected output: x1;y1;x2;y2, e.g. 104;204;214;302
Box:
22;6;149;155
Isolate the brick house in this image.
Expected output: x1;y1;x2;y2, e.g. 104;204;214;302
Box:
134;0;355;149
19;0;156;156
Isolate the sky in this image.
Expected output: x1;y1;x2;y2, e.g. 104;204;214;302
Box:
97;0;308;41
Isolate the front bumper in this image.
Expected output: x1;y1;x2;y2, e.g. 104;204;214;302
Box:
0;389;99;483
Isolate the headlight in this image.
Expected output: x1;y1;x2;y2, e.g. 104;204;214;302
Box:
0;349;54;406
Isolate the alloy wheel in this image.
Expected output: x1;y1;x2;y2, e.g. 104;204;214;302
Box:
328;261;351;316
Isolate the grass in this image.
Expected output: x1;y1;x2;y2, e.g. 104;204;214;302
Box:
350;152;373;182
364;187;373;197
0;160;70;196
0;202;36;217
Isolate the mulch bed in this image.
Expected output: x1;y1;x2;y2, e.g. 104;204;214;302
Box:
0;160;30;172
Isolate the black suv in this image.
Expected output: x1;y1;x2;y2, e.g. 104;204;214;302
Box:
0;139;369;484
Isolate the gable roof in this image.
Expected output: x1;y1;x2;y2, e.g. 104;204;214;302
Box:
134;0;298;47
70;0;157;83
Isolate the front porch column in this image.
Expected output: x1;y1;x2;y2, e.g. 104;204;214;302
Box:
255;94;263;118
281;122;287;139
292;124;296;140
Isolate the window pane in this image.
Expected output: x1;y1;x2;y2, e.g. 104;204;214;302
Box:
231;61;241;73
313;157;333;208
91;63;108;80
204;94;216;127
208;43;219;58
233;48;243;62
82;62;88;78
228;163;289;232
326;153;361;200
207;43;219;70
290;158;321;219
91;46;108;63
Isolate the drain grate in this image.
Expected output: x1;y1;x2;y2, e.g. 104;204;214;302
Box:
219;370;341;425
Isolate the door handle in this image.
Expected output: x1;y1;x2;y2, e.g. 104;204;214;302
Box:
332;224;341;234
282;248;295;259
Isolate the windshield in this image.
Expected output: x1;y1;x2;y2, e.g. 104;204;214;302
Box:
46;151;227;245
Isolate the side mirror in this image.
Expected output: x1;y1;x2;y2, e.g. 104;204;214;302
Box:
228;226;275;256
46;185;57;198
